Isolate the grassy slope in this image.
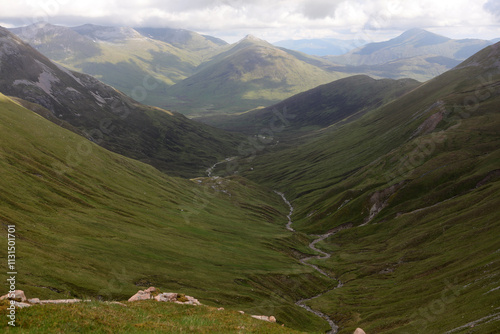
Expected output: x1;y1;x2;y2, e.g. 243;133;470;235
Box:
0;93;333;332
1;300;304;333
235;43;500;332
197;75;420;134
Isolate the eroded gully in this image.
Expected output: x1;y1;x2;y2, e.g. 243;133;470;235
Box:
274;191;346;334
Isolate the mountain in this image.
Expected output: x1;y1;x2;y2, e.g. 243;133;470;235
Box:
274;38;368;56
0;92;333;332
10;23;216;107
328;28;492;66
134;27;227;56
198;75;420;134
228;42;500;333
163;35;348;115
0;26;240;177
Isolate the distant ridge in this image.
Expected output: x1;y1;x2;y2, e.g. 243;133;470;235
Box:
328;28;492;65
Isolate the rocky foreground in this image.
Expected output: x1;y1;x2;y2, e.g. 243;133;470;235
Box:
1;288;366;333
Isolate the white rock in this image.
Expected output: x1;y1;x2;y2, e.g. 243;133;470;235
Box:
354;328;366;334
0;290;27;302
128;290;151;302
14;302;32;308
251;315;273;322
154;293;177;302
40;299;82;304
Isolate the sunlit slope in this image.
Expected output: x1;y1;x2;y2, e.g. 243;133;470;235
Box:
0;93;333;332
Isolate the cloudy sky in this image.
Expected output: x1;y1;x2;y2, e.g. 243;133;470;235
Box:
1;0;499;43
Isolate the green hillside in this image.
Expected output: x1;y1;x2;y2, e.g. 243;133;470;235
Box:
0;93;334;332
197;75;420;134
222;42;500;333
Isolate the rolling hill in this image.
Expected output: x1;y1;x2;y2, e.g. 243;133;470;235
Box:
0;26;240;177
163;35;348;115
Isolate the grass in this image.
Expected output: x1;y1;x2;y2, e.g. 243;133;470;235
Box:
0;93;332;332
231;43;500;332
0;300;308;333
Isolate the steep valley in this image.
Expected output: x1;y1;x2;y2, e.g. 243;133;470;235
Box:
0;22;499;334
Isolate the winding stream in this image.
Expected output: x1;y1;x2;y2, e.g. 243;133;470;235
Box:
275;190;346;334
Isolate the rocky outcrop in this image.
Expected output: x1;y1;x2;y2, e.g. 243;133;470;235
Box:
0;290;89;308
128;289;153;302
128;288;202;306
0;290;27;302
354;328;366;334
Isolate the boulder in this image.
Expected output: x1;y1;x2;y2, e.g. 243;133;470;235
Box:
185;295;201;306
128;290;152;302
354;328;366;334
14;302;32;308
251;315;274;322
0;290;27;302
154;293;177;302
145;287;156;293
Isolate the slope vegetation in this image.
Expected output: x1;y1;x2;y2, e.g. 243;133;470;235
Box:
199;75;420;134
0;93;334;332
233;42;500;333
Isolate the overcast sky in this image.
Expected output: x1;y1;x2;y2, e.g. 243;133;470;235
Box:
1;0;499;43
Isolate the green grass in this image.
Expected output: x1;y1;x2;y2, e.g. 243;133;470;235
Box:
231;44;500;332
0;300;308;333
0;93;332;332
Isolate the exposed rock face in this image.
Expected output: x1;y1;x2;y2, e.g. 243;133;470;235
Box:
0;290;27;302
354;328;367;334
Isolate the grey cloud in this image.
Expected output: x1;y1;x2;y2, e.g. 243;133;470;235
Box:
300;0;345;19
484;0;500;18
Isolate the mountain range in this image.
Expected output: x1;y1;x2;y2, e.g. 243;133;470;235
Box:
10;24;497;116
0;20;499;334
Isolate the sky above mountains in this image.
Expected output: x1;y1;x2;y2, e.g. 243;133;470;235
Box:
1;0;499;43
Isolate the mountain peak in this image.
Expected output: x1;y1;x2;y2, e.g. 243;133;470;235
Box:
399;28;449;41
239;34;266;43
